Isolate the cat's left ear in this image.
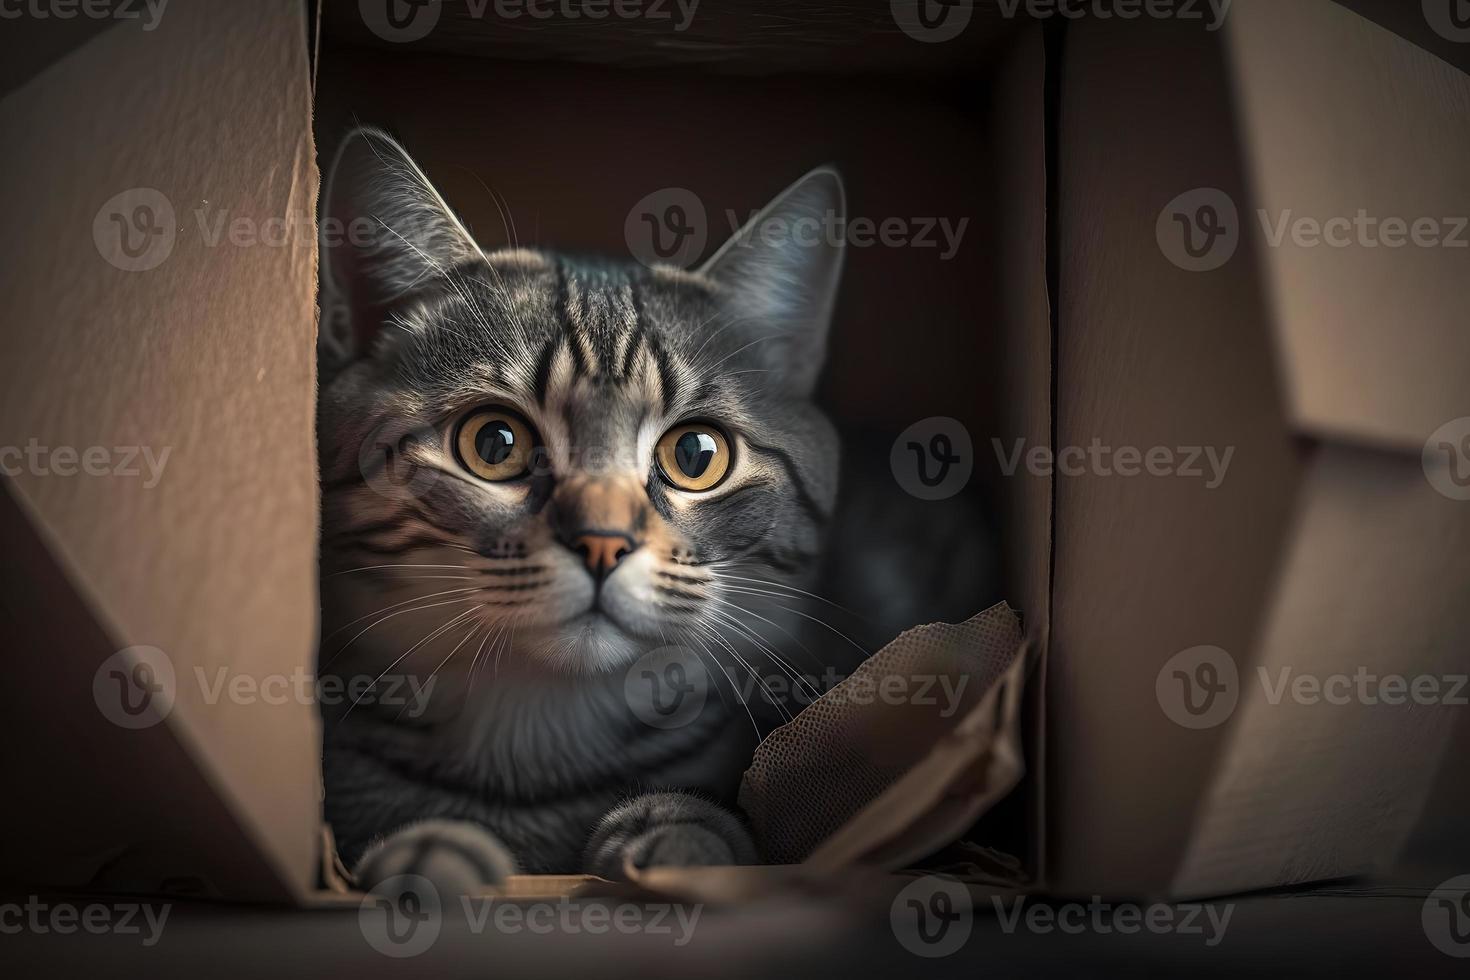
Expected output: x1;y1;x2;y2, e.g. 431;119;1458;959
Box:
699;167;846;398
319;126;483;367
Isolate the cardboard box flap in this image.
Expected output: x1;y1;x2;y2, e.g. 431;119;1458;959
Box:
1053;2;1468;897
1172;443;1470;898
740;603;1028;874
0;0;320;901
1227;0;1470;450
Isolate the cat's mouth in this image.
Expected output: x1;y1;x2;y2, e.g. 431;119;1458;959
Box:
542;607;648;673
569;608;626;633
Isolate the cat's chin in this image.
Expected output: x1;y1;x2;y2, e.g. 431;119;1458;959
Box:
532;611;649;675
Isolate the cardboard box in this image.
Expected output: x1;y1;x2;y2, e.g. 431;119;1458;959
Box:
1;0;1466;906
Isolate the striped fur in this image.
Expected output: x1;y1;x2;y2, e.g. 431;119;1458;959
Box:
317;129;845;883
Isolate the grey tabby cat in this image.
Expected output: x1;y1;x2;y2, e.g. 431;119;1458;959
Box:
317;127;856;892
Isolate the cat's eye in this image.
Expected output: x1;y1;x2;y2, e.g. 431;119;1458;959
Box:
656;423;731;492
455;407;538;482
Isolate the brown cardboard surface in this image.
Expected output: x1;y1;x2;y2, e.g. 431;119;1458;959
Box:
1053;11;1300;896
1172;444;1470;897
0;482;294;900
1051;0;1470;897
0;0;320;900
1228;0;1470;450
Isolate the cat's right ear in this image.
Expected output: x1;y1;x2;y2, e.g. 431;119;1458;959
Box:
319;126;482;367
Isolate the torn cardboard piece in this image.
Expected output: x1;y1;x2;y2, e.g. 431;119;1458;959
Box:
624;604;1030;904
743;602;1027;868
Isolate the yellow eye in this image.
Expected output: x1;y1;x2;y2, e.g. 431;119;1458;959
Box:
656;423;731;492
455;408;537;482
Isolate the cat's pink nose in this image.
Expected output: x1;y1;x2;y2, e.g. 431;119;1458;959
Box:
570;532;636;582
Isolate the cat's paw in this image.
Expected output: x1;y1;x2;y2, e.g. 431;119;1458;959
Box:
354;819;517;897
583;792;757;880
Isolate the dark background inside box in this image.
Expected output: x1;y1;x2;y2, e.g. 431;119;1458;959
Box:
313;48;1006;446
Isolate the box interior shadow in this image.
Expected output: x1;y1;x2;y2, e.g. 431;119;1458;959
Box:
310;14;1046;885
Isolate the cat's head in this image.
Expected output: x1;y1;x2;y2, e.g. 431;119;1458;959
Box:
318;128;844;677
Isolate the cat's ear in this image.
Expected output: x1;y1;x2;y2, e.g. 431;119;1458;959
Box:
319;126;482;365
698;167;846;398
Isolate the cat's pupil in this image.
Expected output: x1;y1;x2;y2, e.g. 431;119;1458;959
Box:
675;431;716;477
476;421;516;465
